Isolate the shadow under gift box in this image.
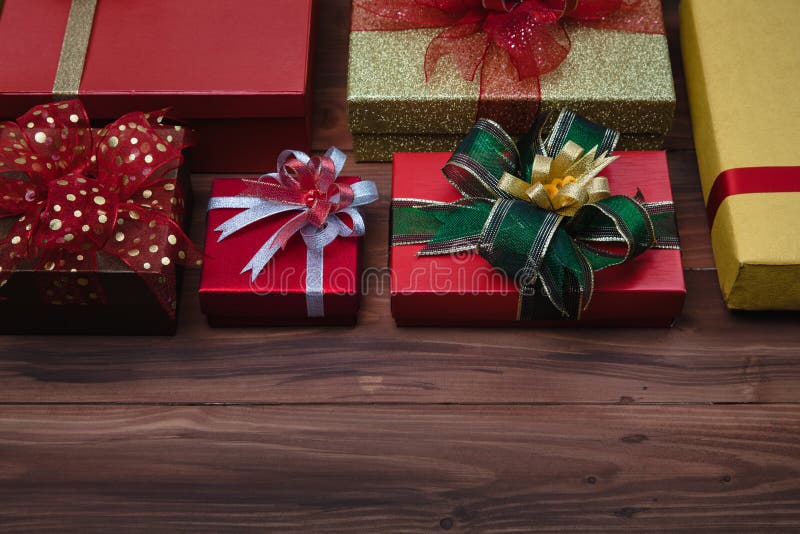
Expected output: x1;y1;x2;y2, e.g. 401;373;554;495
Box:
199;177;363;327
390;151;686;327
0;128;192;335
0;0;315;173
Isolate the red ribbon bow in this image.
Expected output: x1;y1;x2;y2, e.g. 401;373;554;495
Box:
0;100;199;315
241;150;355;250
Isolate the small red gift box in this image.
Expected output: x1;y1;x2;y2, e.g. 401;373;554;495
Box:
199;177;364;326
391;151;686;327
0;0;315;172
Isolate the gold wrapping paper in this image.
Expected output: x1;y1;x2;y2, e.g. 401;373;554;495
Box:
353;132;665;162
348;23;675;148
681;0;800;310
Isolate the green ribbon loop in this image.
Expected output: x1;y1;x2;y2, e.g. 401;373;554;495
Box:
392;110;679;320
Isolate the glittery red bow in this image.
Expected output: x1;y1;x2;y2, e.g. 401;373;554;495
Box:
0;100;200;315
353;0;664;133
240;151;355;249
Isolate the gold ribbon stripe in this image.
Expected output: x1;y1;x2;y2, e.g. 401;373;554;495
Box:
52;0;97;97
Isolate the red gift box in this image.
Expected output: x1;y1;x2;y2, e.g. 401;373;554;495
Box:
0;0;315;172
391;151;686;327
199;177;363;326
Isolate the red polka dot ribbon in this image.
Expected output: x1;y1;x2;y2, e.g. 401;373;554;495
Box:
0;100;201;316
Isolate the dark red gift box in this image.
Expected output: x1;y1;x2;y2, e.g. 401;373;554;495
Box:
0;0;315;172
199;177;363;326
391;151;686;327
0;124;193;335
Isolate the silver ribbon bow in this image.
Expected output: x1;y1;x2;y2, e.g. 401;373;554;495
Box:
207;147;378;317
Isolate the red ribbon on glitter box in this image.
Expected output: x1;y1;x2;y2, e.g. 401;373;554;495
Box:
351;0;666;133
0;100;200;334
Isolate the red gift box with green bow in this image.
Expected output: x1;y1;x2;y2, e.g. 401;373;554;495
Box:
390;110;685;326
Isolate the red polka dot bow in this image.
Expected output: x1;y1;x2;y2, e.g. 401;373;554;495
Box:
0;100;200;315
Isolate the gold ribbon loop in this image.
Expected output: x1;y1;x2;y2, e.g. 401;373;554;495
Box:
52;0;97;97
497;172;531;199
498;140;617;216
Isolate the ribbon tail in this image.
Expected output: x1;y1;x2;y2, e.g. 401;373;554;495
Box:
305;246;325;318
241;240;282;283
210;198;302;241
241;212;308;282
477;43;541;135
116;250;185;318
300;217;345;318
425;21;489;82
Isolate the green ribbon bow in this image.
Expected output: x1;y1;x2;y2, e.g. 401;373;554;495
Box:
391;110;680;320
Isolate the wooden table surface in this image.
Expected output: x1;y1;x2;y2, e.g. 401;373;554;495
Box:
2;1;800;531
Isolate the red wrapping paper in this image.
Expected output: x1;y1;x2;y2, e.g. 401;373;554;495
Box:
0;0;315;172
391;151;686;326
199;178;363;326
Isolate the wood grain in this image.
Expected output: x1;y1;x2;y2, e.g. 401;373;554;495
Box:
2;270;799;405
2;405;800;532
2;0;800;531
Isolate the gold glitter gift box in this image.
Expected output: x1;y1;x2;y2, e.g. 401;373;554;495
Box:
347;0;675;161
682;0;800;310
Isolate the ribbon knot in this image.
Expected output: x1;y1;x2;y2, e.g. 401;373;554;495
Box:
208;148;379;318
497;139;617;216
35;176;119;252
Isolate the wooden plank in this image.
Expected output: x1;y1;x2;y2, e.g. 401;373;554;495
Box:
663;0;694;151
311;0;354;152
1;405;799;532
1;270;798;405
667;151;714;268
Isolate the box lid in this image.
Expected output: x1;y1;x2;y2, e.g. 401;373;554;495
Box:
0;0;314;119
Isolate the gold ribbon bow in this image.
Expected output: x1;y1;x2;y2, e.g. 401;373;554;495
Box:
497;140;617;216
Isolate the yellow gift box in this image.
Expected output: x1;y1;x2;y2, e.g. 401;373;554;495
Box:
681;0;800;310
348;1;676;162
